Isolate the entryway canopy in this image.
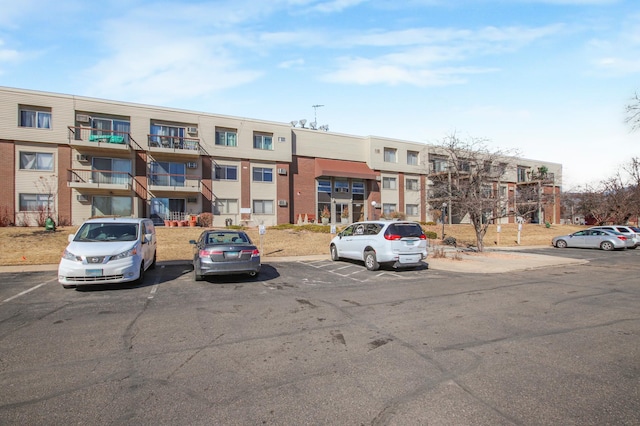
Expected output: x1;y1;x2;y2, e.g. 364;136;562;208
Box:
314;158;377;180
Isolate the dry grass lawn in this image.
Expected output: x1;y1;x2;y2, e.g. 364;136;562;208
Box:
0;222;587;266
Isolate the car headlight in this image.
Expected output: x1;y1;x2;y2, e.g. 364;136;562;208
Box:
111;247;138;261
62;249;81;262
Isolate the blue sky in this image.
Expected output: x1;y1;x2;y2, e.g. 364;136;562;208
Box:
1;0;639;189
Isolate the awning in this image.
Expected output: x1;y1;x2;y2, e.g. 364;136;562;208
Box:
315;158;377;180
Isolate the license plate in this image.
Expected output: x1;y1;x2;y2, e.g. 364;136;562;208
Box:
225;251;239;259
86;269;103;276
404;240;415;246
399;254;420;264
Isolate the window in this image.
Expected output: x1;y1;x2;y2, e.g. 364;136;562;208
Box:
383;204;396;216
92;157;131;184
253;167;273;182
317;180;331;193
254;133;273;150
352;182;365;195
214;165;238;180
406;204;418;216
253;200;274;214
19;193;53;211
19;152;54;171
213;199;238;215
334;181;349;193
459;160;471;172
407;151;419;166
430;157;448;173
92;196;132;217
215;128;237;147
384;148;397;163
19;106;51;129
150;161;186;186
150;124;185;148
382;177;396;190
406;178;419;191
517;166;528;182
91;117;130;141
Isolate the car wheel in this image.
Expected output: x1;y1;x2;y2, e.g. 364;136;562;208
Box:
555;240;567;248
135;263;145;285
330;244;340;261
364;250;379;271
194;268;204;281
600;241;614;251
248;271;258;278
150;251;157;269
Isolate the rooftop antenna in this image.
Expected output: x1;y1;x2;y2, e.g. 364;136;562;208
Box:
312;104;324;125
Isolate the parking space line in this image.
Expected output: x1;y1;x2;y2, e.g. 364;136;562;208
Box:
148;284;159;299
2;278;57;304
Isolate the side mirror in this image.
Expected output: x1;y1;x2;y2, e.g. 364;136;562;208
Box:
68;234;75;243
143;233;153;243
189;239;196;244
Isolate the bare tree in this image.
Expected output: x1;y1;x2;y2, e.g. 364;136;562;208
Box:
625;92;640;131
428;133;537;251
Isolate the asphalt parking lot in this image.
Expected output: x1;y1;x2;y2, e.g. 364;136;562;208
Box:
0;248;638;425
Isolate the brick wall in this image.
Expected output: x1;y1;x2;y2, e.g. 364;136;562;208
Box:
0;140;15;224
57;144;72;224
291;156;317;221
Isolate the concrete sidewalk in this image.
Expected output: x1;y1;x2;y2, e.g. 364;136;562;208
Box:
0;247;586;274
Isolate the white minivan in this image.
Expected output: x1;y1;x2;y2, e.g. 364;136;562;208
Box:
58;217;157;288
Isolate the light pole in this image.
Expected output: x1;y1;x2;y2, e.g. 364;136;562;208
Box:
371;201;377;220
441;202;447;239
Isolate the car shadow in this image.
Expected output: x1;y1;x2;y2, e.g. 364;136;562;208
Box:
334;258;429;272
192;264;281;284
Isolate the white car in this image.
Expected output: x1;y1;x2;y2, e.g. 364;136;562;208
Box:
58;217;157;288
588;225;640;248
329;220;428;271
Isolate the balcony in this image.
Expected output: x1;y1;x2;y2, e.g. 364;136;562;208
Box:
68;127;137;151
517;172;556;185
148;134;200;156
148;173;201;193
67;169;133;191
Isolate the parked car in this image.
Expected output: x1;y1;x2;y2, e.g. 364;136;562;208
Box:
58;217;157;288
588;225;640;248
329;220;428;271
190;230;261;281
552;229;629;251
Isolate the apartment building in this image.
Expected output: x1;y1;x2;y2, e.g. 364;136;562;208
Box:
0;86;562;227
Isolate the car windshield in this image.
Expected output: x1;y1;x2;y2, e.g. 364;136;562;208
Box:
74;223;139;242
205;232;249;245
386;223;424;238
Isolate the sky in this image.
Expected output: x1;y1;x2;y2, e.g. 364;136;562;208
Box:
1;0;639;190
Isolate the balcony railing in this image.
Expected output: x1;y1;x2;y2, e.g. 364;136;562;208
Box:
68;169;133;187
68;126;138;149
148;173;201;191
517;172;555;184
148;134;200;152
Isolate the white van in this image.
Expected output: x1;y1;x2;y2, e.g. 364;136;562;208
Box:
58;217;157;288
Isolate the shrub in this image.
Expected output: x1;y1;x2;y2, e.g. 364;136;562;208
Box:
0;206;12;227
424;221;436;226
424;231;438;239
199;213;213;227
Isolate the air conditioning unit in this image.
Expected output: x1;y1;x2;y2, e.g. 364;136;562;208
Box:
77;194;89;202
76;154;90;162
278;200;288;207
75;114;90;123
187;197;197;203
187;127;198;135
278;136;286;142
375;175;381;181
187;161;197;169
277;168;287;175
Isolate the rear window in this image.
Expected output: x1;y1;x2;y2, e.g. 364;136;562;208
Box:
386;223;424;238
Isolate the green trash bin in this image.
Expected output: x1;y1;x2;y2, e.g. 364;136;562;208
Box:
45;217;56;231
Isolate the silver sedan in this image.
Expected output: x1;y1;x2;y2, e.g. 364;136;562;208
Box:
190;230;261;280
552;229;629;251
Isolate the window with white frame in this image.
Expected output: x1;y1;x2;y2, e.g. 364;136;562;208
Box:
253;167;273;182
352;182;365;195
383;203;396;216
384;148;397;163
19;152;54;171
317;180;331;193
214;164;238;180
334;181;349;193
150;161;186;187
93;157;131;184
19;106;51;129
19;193;53;212
91;116;130;140
213;199;238;215
215;128;237;147
406;204;418;216
406;178;419;191
253;133;273;150
253;200;274;214
382;177;396;190
407;150;419;166
92;196;132;217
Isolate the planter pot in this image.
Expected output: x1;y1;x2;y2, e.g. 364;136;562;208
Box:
321;217;329;225
170;221;178;227
189;220;197;227
164;220;170;227
177;221;185;227
341;218;349;224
